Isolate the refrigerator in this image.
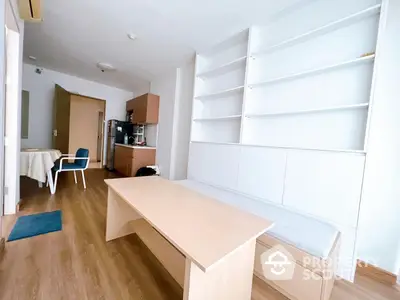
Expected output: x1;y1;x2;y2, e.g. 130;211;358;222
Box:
106;120;133;170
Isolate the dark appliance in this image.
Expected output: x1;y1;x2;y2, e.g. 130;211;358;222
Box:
106;120;133;170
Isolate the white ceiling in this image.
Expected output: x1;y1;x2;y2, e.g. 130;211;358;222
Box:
23;0;306;91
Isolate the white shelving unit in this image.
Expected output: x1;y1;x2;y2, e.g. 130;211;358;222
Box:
188;0;385;282
191;2;382;153
191;30;249;144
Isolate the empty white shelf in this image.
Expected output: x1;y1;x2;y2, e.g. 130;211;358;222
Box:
190;141;366;155
252;4;381;56
195;86;244;100
197;56;247;78
193;115;242;122
246;103;369;118
249;55;375;88
202;29;249;56
241;143;366;154
191;141;240;146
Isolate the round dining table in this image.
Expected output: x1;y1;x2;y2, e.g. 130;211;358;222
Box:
20;148;62;194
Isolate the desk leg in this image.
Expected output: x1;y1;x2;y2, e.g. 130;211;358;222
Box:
183;239;256;300
106;188;142;242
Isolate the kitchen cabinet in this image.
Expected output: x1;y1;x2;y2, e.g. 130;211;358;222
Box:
126;93;160;124
114;145;156;177
114;146;132;177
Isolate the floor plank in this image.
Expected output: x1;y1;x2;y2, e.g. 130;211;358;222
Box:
0;169;398;300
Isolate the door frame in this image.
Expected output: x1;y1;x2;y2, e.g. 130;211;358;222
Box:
97;110;105;163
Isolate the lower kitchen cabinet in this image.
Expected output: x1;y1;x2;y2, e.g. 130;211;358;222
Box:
114;145;156;177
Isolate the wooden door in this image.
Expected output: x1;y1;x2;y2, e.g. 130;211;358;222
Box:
52;85;71;153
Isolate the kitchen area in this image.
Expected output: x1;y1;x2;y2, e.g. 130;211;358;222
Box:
106;93;159;177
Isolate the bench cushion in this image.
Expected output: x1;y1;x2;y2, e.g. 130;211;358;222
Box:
176;180;339;259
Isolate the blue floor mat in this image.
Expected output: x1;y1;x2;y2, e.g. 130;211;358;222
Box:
7;210;62;242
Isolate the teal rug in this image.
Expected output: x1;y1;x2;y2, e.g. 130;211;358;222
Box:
7;210;62;242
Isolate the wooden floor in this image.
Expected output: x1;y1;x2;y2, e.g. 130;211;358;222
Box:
0;170;399;300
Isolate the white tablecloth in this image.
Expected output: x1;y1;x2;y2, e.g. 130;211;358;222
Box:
20;149;62;183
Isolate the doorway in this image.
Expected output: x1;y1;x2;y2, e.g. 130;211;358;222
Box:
53;88;106;169
68;94;105;168
97;111;104;162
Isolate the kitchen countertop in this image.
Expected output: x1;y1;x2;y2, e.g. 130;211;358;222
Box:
115;143;156;150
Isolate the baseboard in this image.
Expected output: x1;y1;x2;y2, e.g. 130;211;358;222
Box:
356;260;397;286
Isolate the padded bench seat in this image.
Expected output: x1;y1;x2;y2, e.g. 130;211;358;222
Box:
177;180;339;259
177;179;341;300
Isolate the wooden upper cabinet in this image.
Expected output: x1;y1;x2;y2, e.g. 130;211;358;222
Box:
126;93;160;124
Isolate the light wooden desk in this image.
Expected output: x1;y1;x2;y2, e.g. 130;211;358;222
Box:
105;177;273;300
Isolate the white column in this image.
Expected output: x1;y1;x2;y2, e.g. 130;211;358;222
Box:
4;0;23;215
0;0;7;234
357;0;400;274
150;69;179;179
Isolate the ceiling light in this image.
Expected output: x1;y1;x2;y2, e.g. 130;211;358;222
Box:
28;55;37;61
127;33;137;40
97;62;116;72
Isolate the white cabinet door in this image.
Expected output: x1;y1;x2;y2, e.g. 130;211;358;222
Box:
334;224;358;282
237;147;286;204
283;151;365;228
188;143;240;190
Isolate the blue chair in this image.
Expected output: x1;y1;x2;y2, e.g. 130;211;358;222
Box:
52;148;90;192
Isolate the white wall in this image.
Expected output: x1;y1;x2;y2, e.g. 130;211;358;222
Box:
396;240;400;283
22;63;136;163
150;69;179;178
169;62;195;180
4;0;24;215
357;0;400;275
149;60;195;180
0;1;8;224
